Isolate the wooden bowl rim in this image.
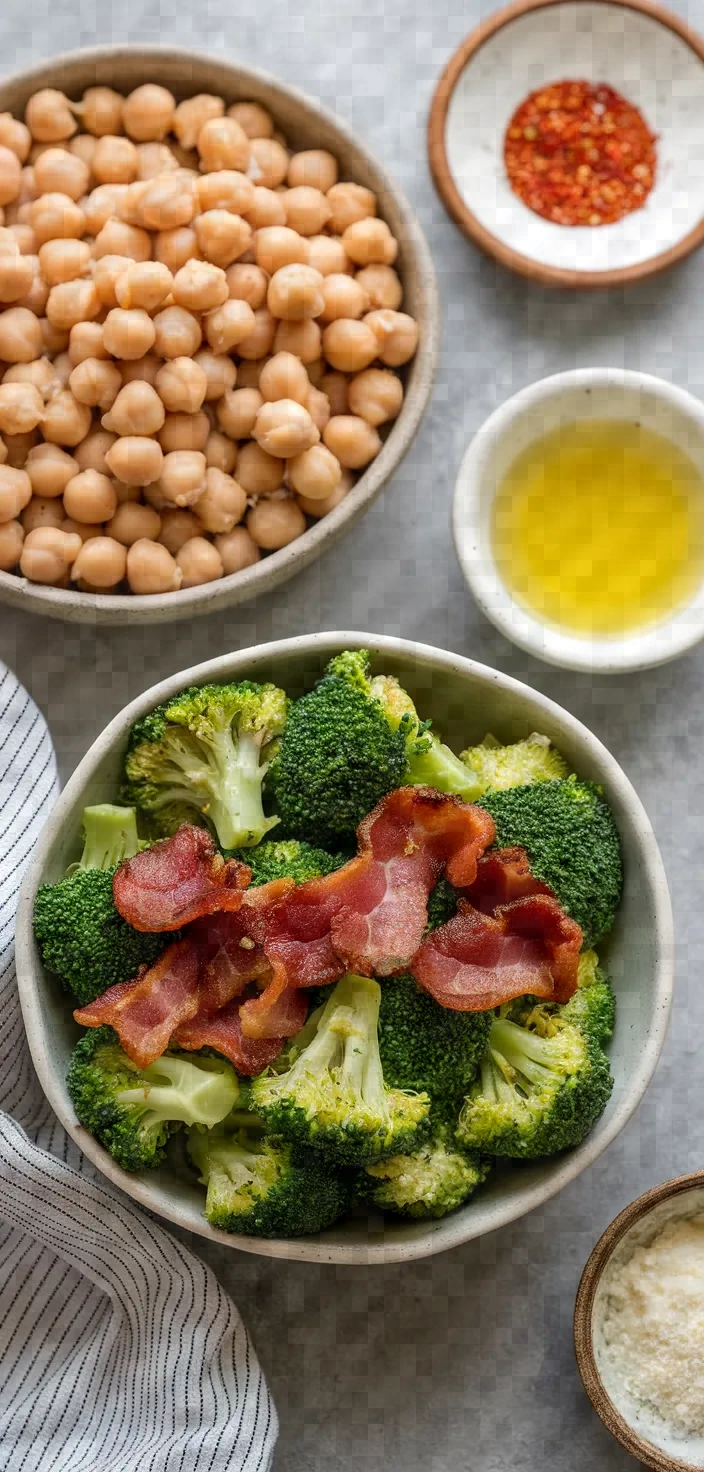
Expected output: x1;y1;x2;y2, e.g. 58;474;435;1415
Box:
427;0;704;289
0;43;439;625
574;1169;704;1469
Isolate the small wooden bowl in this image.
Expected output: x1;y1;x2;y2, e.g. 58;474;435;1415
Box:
428;0;704;288
574;1172;704;1469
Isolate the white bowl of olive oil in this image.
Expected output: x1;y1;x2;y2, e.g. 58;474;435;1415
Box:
453;368;704;672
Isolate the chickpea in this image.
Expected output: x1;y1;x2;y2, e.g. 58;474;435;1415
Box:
326;181;376;234
364;308;418;367
60;516;104;540
192;466;246;534
0;305;41;365
39;318;69;356
38;237;91;286
91;135;139;185
272;317;321;364
74;428;116;473
0;146;21;209
240;311;283;370
46;278;100;331
0;464;32;521
92;254;131;308
101;380;164;438
68;133;98;176
306;234;352;276
150;357;205;418
236;440;284;495
83;183;128;234
355;263;403;311
246;186;286;230
214;524;260;573
176;535;223;586
297;467;353;518
25;442;77;497
119;353;163;386
305;384;331;434
320;370;348;416
254;225;308;274
14;256;49;315
33;147;89;201
258;351;309;406
323;413;381;468
322;318;378;373
0;517;23;568
287;443;341;500
103;307;156;360
319;272;369;323
227;102;274;140
93;218;151;261
247;495;305;549
204;429;237;473
71;534;127;587
21;494;65;532
0;248;34;303
4;427;40;466
157;507;202;553
266;263;323;322
125;536;180;593
254;399;319;459
0;382;44;435
217;386;262;440
173;95;224;152
158;411;210;453
62;467;116;522
152;304;202;359
153;225;201;273
158;448;207;507
136;141;179;180
170;259;227;315
5;356;60;401
7;222;36;254
226;261;268;309
21;524;82;582
78;87;124;138
283;186;332;237
193;348;237;402
25;91;77;144
348;366;403;426
0;114;31;164
29;193;85;246
104;435;163;486
248;137;289;190
114;260;173;311
197;115;250;173
197;170;254;216
139;173;198;231
203;297;255;355
194;209;252;269
122;84;175;143
16;166;38;206
342;218;397;268
105;499;161;545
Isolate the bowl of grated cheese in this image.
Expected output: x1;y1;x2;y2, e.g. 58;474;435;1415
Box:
575;1172;704;1470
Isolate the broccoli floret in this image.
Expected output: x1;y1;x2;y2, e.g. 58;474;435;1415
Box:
365;1130;488;1219
460;733;570;794
73;803;141;870
456;1011;613;1160
368;671;483;802
67;1026;240;1172
477;777;623;948
229;837;348;886
187;1125;351;1237
251;973;430;1166
122;680;289;850
378;972;491;1121
425;878;460;934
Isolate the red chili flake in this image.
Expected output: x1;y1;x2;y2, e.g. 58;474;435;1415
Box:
504;80;657;226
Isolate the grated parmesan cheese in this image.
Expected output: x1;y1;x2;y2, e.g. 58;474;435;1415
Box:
599;1215;704;1438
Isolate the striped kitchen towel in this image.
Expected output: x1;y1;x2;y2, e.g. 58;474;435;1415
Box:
0;662;278;1472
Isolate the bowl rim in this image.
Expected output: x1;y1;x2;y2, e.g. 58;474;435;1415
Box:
15;630;674;1264
574;1170;704;1470
427;0;704;289
452;366;704;673
0;43;439;625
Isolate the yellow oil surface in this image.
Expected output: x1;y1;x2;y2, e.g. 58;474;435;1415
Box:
491;418;704;636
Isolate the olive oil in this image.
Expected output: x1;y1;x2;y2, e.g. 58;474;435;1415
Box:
491;419;704;637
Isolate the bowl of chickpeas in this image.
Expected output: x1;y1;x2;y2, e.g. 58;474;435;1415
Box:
0;46;438;622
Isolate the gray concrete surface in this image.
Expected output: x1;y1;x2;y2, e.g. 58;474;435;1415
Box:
2;1;702;1466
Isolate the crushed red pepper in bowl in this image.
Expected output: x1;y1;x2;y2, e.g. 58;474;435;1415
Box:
504;80;657;226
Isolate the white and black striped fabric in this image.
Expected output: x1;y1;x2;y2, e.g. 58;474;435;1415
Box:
0;662;278;1472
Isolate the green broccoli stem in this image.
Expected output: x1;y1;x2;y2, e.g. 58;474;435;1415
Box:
78;804;140;871
404;735;483;803
206;727;280;849
488;1019;562;1094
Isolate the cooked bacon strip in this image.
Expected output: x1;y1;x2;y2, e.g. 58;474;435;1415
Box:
242;879;344;989
238;966;309;1041
464;846;554;914
412;894;582;1011
191;911;273;1016
74;939;201;1068
172;995;285;1074
113;825;250;932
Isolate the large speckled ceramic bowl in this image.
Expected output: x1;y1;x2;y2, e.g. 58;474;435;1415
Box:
0;49;438;625
15;633;673;1263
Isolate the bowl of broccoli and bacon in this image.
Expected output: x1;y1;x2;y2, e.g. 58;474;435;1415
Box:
17;634;673;1263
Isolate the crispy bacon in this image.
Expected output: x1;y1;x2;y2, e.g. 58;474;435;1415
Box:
412;894;582;1011
238;968;309;1040
113;825;251;932
464;846;554;914
191;911;273;1016
172;995;285;1074
73;939;201;1068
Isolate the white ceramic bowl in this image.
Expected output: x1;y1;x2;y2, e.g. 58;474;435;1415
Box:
453;368;704;673
15;632;673;1264
429;0;704;288
0;47;439;626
